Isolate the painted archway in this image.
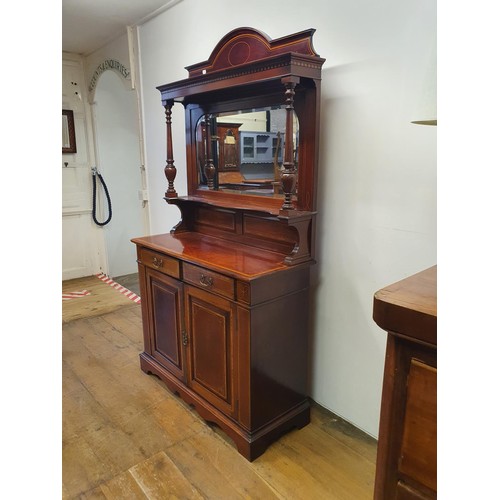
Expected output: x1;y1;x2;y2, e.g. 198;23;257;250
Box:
91;61;146;278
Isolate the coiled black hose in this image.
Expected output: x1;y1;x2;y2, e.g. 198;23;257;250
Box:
91;168;112;226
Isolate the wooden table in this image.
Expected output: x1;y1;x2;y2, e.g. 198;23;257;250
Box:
373;266;437;499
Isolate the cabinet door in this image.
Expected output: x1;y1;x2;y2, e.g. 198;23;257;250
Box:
184;285;237;418
145;268;185;382
218;123;240;171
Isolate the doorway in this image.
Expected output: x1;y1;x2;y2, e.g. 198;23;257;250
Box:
93;70;147;280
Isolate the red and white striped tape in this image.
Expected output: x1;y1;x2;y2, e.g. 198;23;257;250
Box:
96;273;141;304
62;290;91;301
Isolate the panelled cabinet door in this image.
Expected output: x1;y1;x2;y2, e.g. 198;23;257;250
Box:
146;268;185;382
184;285;237;418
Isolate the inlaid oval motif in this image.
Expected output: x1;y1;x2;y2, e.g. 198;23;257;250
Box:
228;41;251;66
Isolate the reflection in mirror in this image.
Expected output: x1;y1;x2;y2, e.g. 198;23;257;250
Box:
196;106;299;198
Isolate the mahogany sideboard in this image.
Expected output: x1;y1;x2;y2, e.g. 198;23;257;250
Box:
133;28;325;461
373;266;437;499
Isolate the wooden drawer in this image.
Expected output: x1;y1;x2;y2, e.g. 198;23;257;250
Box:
139;248;180;278
183;262;234;299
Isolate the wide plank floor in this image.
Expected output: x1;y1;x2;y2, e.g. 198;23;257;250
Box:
62;275;138;323
62;279;377;499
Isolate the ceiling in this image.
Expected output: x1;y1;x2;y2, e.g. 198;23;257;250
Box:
62;0;178;55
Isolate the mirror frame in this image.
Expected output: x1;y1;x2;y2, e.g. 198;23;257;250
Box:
62;109;77;154
184;89;313;213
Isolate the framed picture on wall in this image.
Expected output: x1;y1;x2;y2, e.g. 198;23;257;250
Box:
62;109;77;154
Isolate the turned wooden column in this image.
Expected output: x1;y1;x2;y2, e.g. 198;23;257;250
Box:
164;100;178;199
280;76;300;212
204;115;216;189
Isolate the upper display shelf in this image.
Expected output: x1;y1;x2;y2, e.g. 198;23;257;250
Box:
157;27;325;215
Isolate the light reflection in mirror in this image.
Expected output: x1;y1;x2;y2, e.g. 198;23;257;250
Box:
196;106;299;198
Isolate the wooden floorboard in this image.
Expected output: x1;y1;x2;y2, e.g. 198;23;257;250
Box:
62;277;377;499
62;275;138;323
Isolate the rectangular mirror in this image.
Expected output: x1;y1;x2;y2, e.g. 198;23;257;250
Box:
196;105;298;198
62;109;77;154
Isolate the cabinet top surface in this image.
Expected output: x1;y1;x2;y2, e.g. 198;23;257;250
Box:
373;266;437;345
132;232;292;279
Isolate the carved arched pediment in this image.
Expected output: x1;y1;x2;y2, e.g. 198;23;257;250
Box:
186;27;320;77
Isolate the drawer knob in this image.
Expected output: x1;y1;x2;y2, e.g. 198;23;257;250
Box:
199;274;214;287
152;257;163;269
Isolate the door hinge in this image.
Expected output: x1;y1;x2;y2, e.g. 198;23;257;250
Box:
182;330;188;346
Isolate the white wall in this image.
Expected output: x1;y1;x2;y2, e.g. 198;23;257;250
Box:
138;0;436;437
82;32;151;275
94;70;144;277
62;53;107;279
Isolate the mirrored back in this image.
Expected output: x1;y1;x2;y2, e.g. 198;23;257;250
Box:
195;106;299;199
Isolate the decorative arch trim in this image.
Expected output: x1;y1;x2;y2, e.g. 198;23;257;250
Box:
88;59;130;93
